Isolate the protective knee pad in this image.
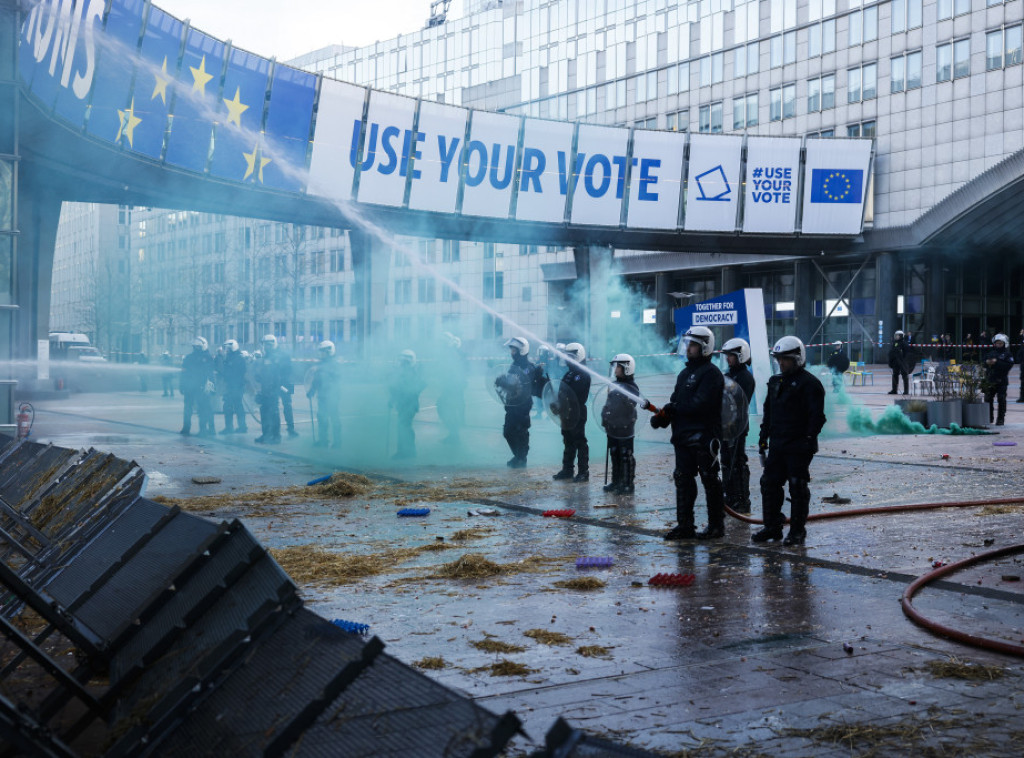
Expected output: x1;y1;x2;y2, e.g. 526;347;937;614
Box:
788;477;811;507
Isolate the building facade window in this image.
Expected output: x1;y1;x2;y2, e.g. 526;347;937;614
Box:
847;62;876;102
666;110;689;131
732;93;758;129
770;85;795;121
937;0;971;20
807;129;836;138
986;26;1023;71
698;102;723;132
666;62;690;93
937;39;971;81
847;120;877;138
734;43;759;77
891;50;922;92
891;0;923;32
807;73;835;111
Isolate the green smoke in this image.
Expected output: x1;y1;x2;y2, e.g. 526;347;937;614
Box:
846;404;992;435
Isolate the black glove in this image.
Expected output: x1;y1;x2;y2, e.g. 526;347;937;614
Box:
650;408;671;429
758;440;768;456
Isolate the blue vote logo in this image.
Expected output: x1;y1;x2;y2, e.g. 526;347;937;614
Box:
694;165;731;201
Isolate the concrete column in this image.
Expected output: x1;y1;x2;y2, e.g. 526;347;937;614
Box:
875;252;899;364
793;259;815;345
572;245;613;360
654;272;673;342
349;229;390;360
924;260;945;350
14;171;62;364
721;265;741;296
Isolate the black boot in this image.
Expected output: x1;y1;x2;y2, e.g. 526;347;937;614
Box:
603;452;621;493
553;468;574;481
696;525;724;539
783;529;806;546
665;471;696;539
785;477;811;547
573;470;589;482
698;467;725;539
619;454;635;494
751;526;784;542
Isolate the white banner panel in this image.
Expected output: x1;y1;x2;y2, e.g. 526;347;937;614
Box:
515;118;574;223
460;111;522;218
407;100;468;214
307;79;366;201
356;91;418;207
742;137;801;233
684;134;742;232
801;139;872;234
626;129;686;229
570;124;630;226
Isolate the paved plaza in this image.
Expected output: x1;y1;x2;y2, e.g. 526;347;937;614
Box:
23;366;1024;756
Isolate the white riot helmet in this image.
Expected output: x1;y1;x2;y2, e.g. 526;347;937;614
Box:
318;340;335;356
443;331;462;349
262;334;278;348
682;326;715;357
894;330;905;339
993;333;1009;347
400;349;416;364
224;339;239;352
721;337;751;364
192;336;208;350
772;336;806;368
504;337;529;356
564;342;586;363
610;353;636;377
833;341;843;349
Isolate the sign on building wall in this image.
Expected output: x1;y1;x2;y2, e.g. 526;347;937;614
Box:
626;129;686;230
19;0;872;238
684;134;743;232
801;139;873;235
742;137;801;234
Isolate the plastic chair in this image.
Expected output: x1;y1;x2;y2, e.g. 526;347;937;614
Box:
912;366;936;396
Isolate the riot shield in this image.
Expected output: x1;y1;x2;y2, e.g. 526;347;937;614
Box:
487;362;532;408
591;383;642;440
721;377;750;443
541;379;582;429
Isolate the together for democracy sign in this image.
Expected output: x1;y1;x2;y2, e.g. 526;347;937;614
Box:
20;0;873;236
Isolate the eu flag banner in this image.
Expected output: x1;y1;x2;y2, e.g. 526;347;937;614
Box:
801;139;871;235
209;48;270;182
261;65;317;191
130;8;183;159
809;168;864;204
85;0;146;141
164;29;226;173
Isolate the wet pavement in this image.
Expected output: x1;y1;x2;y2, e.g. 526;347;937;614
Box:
21;367;1024;756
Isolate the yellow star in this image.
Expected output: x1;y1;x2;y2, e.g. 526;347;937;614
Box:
242;143;272;183
152;56;169;105
190;55;214;96
116;97;143;147
222;86;249;128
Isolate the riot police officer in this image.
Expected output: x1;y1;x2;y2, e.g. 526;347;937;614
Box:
720;337;755;515
601;353;640;494
255;335;283;444
496;337;545;468
437;332;468;445
754;336;827;546
308;340;343;447
389;349;426;459
552;342;591;482
984;333;1014;426
888;330;910;395
219;339;248;434
650;326;725;540
261;334;298;439
826;341;850;393
179;337;215;437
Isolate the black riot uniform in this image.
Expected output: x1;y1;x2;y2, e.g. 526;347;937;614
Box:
826;347;850;392
984;344;1014;425
389;359;425;459
888;335;909;394
553;365;591;480
219;350;248;434
275;350;298;438
654;354;725;539
437;341;468;444
255;353;283;444
721;363;755;514
179;346;214;437
308;354;343;447
497;353;545;468
601;375;639;493
756;367;827;544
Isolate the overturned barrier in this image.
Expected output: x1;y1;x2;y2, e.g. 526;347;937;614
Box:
0;436;521;757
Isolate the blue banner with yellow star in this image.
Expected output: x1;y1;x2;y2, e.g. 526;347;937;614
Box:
84;0;146;140
209;48;271;182
164;29;225;173
129;8;183;159
260;64;316;191
809;168;864;204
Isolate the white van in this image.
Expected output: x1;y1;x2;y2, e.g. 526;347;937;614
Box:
49;333;107;362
